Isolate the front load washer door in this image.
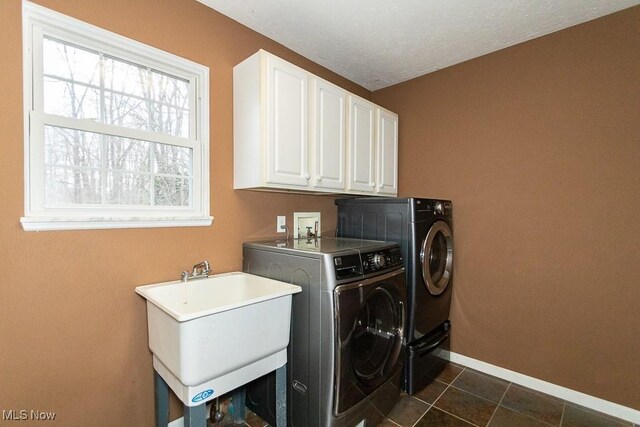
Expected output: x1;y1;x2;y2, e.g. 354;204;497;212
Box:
333;270;406;415
420;220;453;296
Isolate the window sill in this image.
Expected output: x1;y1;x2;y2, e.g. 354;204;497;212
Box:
20;216;214;231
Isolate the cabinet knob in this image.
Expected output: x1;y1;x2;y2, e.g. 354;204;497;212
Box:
305;174;311;180
317;175;322;182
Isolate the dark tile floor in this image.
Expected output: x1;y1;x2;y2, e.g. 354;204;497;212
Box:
382;361;636;427
211;361;637;427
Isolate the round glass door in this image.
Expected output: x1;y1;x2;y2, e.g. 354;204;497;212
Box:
420;221;453;296
351;286;403;386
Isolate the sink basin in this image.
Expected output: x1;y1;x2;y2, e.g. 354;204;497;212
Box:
135;272;301;406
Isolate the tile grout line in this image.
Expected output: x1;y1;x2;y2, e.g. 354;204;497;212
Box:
412;364;466;407
438;367;511;426
384;416;404;427
434;407;481;426
485;381;511;426
409;402;431;427
409;366;468;427
428;366;482;427
441;366;516;412
447;382;508;405
452;365;467;382
491;383;560;427
413;379;453;406
559;400;566;426
430;365;462;405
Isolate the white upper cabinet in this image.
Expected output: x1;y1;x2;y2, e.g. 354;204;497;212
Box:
376;108;399;195
234;50;397;196
234;50;310;191
347;95;376;193
346;97;398;195
310;77;346;190
265;54;309;186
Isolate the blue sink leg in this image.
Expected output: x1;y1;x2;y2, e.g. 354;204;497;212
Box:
231;388;246;422
154;370;170;427
275;364;286;427
184;403;207;427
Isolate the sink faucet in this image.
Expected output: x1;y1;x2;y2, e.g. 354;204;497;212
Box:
181;260;211;282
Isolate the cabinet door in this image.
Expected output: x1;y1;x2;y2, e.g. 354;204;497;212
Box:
376;108;398;195
347;96;376;192
311;78;346;190
265;54;309;186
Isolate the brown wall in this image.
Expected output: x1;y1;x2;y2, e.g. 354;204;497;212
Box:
0;0;369;425
373;6;640;409
2;0;639;423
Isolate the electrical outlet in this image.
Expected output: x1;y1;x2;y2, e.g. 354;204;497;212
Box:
277;216;286;233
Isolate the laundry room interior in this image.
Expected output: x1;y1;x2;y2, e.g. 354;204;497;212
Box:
1;0;639;426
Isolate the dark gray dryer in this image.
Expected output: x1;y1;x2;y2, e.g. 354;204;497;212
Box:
336;197;453;394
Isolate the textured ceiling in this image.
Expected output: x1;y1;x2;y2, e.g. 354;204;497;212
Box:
198;0;640;91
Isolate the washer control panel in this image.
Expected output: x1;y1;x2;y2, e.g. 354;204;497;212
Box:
361;247;403;275
333;253;362;281
333;246;403;280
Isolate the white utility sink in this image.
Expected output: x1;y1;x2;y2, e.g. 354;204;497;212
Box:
135;272;301;406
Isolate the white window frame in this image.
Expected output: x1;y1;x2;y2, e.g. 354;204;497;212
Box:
21;1;212;231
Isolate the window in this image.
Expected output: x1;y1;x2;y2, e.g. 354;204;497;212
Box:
21;2;211;231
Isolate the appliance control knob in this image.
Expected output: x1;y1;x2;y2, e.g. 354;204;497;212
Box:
373;254;386;268
435;202;444;214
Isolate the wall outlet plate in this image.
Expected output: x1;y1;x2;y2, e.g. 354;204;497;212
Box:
277;215;286;233
293;212;321;238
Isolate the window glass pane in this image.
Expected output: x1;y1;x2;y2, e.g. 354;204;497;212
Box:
45;166;101;205
43;127;192;207
106;136;150;172
42;38;192;139
44;79;100;119
103;56;147;97
150;70;189;108
104;92;149;131
106;171;151;205
153;144;191;176
149;103;190;138
43;37;100;85
154;176;190;207
45;126;101;168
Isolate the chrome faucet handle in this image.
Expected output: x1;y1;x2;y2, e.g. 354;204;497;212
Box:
192;260;211;277
181;271;190;282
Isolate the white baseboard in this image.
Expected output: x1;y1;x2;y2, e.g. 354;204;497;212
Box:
440;350;640;425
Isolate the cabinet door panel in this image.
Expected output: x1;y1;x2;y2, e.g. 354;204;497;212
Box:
266;56;309;186
313;79;345;190
376;109;398;195
348;97;375;192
